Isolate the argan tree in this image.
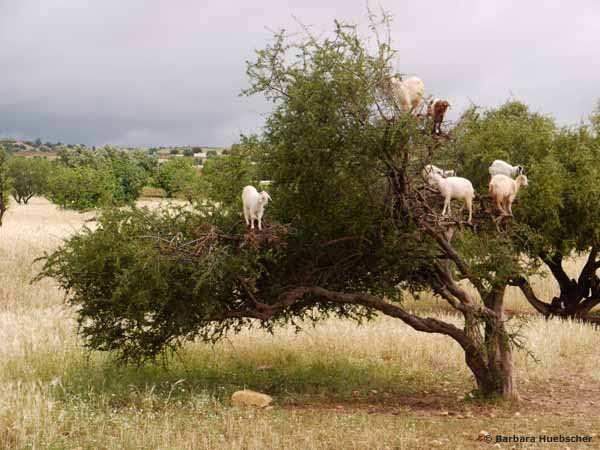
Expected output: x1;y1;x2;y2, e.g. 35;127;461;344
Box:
453;102;600;321
6;156;51;204
40;18;537;400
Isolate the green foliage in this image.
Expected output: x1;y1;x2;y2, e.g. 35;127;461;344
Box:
0;146;10;225
6;156;51;204
183;148;194;157
197;140;257;206
49;147;153;209
451;102;555;191
100;149;148;204
454;101;600;256
155;158;198;198
56;147;98;168
47;165;117;211
37;205;288;361
545;126;600;252
128;150;158;180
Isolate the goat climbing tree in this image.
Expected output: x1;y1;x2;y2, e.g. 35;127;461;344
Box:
40;16;548;401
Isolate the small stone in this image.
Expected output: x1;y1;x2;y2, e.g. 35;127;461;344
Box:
440;411;449;416
231;390;273;408
478;430;491;442
430;439;442;446
514;411;521;417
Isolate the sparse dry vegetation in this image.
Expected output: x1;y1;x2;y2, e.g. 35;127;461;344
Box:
0;198;599;449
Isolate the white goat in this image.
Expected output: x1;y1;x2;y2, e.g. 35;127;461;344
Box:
242;185;271;231
430;173;474;223
423;164;455;185
388;76;425;112
488;159;523;178
489;174;528;216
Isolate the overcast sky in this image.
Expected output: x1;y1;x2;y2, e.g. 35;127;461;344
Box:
1;1;598;147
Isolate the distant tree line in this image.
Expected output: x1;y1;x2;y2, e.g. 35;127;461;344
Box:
0;143;227;216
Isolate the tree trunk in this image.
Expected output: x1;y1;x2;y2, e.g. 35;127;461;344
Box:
463;338;518;400
477;333;518;400
462;287;519;401
543;250;600;322
484;287;519;400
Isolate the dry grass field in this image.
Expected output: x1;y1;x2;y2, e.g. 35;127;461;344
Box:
0;198;599;449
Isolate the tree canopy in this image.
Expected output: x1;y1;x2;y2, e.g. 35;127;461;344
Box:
47;147;153;210
154;157;197;199
6;156;51;204
451;102;600;320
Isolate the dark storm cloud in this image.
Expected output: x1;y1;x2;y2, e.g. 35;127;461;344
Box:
0;1;598;146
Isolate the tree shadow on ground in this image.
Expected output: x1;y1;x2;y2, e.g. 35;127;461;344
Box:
47;347;467;410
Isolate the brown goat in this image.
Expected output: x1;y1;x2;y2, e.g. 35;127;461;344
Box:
427;99;450;135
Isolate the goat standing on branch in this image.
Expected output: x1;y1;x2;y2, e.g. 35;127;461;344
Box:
489;174;528;216
429;173;475;224
242;185;272;231
489;159;524;178
428;98;451;135
422;164;455;185
386;76;425;113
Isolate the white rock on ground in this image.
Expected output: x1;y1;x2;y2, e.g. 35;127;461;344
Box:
230;390;273;408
